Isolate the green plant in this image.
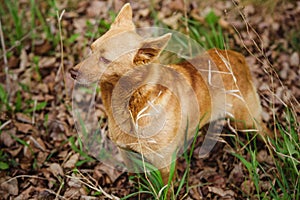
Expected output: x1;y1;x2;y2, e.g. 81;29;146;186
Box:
287;29;300;52
269;108;300;199
122;152;177;199
122;124;201;199
0;149;10;170
186;10;228;50
85;11;115;40
69;135;95;167
232;142;262;198
232;107;300;199
2;0;59;55
4;0;23;51
0;84;12;112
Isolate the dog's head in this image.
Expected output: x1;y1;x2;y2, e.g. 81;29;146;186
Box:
69;3;171;84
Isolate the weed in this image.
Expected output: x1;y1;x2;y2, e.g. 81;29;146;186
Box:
0;84;12;112
287;29;300;52
69;135;95;167
233;107;300;199
4;0;23;51
186;10;228;50
269;108;300;199
122;124;201;199
0;149;10;170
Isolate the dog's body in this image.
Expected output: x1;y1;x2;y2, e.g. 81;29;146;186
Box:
70;4;270;184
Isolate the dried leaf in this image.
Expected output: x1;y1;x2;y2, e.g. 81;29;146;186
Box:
34;40;52;55
94;163;123;183
0;177;19;195
16;113;32;124
38;57;56;68
14;122;33;133
208;186;235;197
0;128;16;147
64;153;79;168
290;52;299;67
49;163;64;177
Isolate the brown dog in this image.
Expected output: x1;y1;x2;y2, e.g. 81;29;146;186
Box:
69;3;270;184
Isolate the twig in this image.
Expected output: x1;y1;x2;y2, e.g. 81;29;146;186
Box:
183;0;192;57
0;19;10;95
32;99;37;124
54;178;64;200
66;171;120;199
56;10;69;103
0;175;47;184
0;120;11;130
44;189;67;200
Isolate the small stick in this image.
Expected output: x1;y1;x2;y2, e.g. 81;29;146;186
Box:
56;10;69;103
0;19;10;96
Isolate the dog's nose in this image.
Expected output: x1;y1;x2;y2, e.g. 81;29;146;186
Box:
69;68;78;79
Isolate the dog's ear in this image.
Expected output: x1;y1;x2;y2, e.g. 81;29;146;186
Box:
111;3;135;31
133;33;172;65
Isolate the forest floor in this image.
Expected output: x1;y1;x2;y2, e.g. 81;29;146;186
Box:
0;0;299;199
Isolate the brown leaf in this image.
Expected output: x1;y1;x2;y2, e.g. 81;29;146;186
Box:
64;187;81;199
19;49;29;71
257;150;273;164
229;163;244;185
0;128;16;147
63;11;79;19
290;52;299;67
8;56;20;69
6;146;22;157
169;0;185;12
38;57;56;68
15;185;35;200
67;174;82;188
160;13;183;29
94;163;123;183
34;40;52;55
208;186;235;197
29;136;46;151
16;113;32;124
0;177;19;195
15;122;33;133
87;1;107;17
23;140;33;159
241;180;253;196
37;152;48;167
64;153;79;168
48;163;64;177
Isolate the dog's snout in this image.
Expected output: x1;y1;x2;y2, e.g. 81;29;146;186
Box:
69;68;79;79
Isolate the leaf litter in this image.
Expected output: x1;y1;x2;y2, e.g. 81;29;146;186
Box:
0;0;299;199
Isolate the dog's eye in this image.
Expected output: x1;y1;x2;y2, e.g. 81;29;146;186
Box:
99;56;111;64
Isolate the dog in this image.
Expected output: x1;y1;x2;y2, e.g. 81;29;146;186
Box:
69;3;271;184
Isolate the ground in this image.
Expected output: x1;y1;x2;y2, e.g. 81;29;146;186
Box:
0;0;299;199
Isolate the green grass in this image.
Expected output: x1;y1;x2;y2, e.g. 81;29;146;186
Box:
0;84;12;112
232;107;300;199
121;125;200;199
0;1;299;199
1;0;59;54
0;149;10;170
185;10;228;50
269;108;299;199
